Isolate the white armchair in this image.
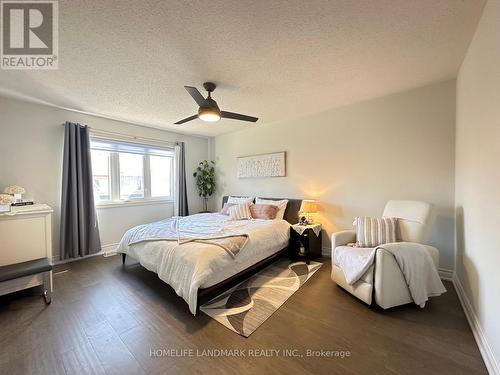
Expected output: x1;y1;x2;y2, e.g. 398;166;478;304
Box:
331;200;440;309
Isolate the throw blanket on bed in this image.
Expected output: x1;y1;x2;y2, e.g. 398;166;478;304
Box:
126;214;249;257
335;242;446;307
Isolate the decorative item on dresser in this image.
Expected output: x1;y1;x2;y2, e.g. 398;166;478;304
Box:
0;204;53;303
3;185;26;203
0;194;15;212
290;223;322;264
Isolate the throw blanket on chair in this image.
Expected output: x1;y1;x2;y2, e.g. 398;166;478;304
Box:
126;214;249;258
335;242;446;307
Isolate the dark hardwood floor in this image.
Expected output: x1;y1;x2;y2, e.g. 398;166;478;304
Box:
0;255;487;375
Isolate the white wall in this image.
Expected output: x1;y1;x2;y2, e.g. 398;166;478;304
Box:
214;80;456;270
455;0;500;372
0;96;209;258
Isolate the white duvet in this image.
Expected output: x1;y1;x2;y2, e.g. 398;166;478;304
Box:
117;213;290;314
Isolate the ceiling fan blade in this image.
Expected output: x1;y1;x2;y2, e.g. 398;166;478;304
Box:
184;86;207;107
221;111;258;123
174;114;198;125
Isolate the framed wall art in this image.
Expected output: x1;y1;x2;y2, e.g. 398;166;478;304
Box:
237;152;286;178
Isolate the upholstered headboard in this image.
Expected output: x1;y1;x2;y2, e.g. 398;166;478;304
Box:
222;196;302;224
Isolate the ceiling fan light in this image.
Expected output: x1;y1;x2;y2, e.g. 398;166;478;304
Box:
198;107;221;122
199;113;221;122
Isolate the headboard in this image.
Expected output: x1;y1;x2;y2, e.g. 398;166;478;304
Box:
222;196;302;225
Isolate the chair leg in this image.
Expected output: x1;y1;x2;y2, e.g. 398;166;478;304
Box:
42;272;52;305
122;253;126;265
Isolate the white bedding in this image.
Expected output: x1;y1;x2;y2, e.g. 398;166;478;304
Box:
117;213;290;314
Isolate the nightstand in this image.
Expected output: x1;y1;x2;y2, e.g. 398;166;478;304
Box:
290;223;322;264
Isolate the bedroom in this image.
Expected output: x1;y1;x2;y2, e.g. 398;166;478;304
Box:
0;1;498;374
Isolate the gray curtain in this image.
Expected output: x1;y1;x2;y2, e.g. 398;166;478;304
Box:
177;142;189;216
60;122;101;259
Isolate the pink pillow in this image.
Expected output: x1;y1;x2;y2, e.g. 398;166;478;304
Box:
250;204;279;220
221;202;236;215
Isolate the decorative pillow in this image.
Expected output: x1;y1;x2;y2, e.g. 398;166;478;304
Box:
220;202;236;215
255;198;289;220
228;203;252;220
250;204;279;220
227;196;254;204
353;216;398;247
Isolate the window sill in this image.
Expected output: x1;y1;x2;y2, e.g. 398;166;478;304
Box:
96;199;174;209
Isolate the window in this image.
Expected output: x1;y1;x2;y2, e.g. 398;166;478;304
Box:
91;150;111;201
90;137;175;205
150;155;172;197
119;153;144;200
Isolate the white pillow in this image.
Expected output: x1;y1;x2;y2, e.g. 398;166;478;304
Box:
228;203;252;220
255;198;288;220
227;196;254;205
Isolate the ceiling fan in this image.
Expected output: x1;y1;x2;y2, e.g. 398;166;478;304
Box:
174;82;258;125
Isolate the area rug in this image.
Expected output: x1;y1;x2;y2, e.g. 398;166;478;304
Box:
200;259;322;337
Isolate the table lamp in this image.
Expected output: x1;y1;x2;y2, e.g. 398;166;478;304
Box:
299;200;317;224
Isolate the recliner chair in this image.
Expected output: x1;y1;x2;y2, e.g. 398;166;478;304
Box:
331;200;439;308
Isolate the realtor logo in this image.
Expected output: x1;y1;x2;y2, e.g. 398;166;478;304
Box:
1;0;58;69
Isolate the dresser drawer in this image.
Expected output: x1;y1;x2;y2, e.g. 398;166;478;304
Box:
0;212;52;266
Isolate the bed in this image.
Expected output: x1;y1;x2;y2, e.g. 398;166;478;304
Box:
117;196;302;315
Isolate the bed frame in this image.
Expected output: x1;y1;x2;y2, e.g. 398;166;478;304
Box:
121;196;302;315
195;196;302;314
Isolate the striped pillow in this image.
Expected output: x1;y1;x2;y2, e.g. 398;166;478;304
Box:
220;202;236;215
228;203;252;220
354;216;398;247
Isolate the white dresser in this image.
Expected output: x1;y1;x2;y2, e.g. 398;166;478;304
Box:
0;204;53;295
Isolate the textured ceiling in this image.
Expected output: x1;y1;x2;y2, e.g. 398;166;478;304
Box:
0;0;485;137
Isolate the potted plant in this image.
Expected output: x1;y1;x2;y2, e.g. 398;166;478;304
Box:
193;160;216;212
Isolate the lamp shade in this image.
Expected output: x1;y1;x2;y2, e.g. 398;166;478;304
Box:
300;200;317;213
198;106;221;122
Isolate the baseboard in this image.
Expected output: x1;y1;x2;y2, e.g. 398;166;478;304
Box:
453;275;500;375
52;243;119;265
101;243;119;256
438;267;454;281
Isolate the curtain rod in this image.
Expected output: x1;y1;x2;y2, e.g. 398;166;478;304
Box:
61;123;180;146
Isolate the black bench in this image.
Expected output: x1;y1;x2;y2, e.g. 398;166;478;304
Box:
0;258;53;304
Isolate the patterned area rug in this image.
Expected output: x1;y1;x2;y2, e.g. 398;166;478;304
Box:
200;259;322;337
